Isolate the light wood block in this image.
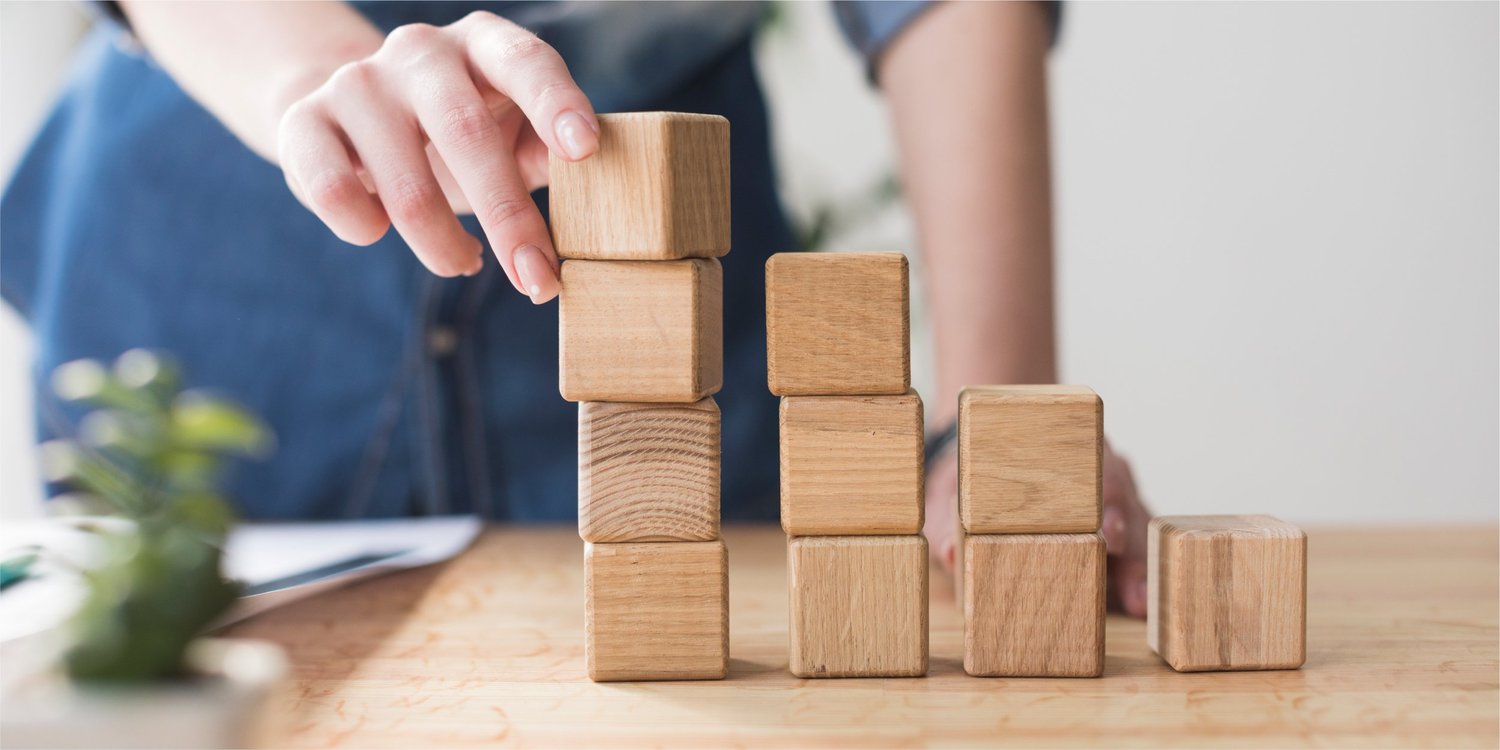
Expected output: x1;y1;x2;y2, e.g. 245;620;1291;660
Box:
788;536;928;678
779;391;923;535
578;399;719;543
584;540;728;681
765;252;910;396
559;259;722;402
1148;515;1307;672
964;533;1105;677
548;112;729;260
958;385;1102;534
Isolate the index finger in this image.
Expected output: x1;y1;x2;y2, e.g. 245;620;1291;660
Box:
457;12;599;162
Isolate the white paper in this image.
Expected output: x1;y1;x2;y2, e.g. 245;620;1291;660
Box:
0;515;481;644
216;515;481;626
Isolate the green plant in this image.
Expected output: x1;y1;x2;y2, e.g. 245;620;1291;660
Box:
39;350;272;682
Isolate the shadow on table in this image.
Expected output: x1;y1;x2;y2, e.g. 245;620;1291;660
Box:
225;562;451;685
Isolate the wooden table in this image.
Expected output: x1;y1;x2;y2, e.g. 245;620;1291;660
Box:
229;525;1500;748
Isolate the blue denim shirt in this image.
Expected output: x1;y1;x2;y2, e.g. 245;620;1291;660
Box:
1;2;938;520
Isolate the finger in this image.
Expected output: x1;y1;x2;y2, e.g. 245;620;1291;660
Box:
922;495;958;574
1103;442;1148;557
404;65;559;302
278;101;390;246
1111;554;1149;618
329;64;483;277
1102;504;1127;554
426;142;472;214
514;126;549;191
458;12;600;162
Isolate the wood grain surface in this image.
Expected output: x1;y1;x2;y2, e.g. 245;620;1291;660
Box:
788;535;928;678
548;112;729;260
559;258;722;402
577;399;719;542
1149;515;1307;672
765;252;910;396
964;533;1105;677
779;391;924;535
584;541;727;682
226;525;1499;748
959;385;1102;534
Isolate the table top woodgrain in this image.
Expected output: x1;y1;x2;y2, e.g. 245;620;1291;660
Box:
227;525;1499;748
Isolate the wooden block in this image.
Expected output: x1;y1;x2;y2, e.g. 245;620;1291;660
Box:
765;252;910;396
788;536;928;678
964;533;1105;677
1148;515;1307;672
958;385;1102;534
549;112;729;260
584;540;728;681
779;391;923;535
559;259;722;402
578;399;719;543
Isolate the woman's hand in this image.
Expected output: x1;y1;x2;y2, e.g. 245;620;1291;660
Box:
924;438;1153;617
275;12;597;300
1100;441;1152;616
120;3;595;301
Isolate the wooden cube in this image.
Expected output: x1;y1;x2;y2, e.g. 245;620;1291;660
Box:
549;112;729;260
584;541;728;681
559;259;722;402
958;386;1101;534
1148;515;1307;672
765;252;910;396
779;391;923;535
578;399;719;543
964;533;1105;677
788;536;928;678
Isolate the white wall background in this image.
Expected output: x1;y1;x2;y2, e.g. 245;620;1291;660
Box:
1;1;1495;524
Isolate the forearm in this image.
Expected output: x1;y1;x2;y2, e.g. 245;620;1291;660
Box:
880;1;1058;426
119;0;382;162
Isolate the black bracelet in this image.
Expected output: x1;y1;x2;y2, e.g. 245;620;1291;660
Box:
924;420;957;462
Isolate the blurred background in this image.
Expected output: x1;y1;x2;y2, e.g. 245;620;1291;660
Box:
2;1;1495;524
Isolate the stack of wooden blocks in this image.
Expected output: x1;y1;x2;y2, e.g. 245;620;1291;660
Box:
551;112;731;682
766;252;928;678
957;386;1107;677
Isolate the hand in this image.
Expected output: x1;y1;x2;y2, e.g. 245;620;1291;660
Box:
275;12;598;301
1101;441;1151;617
923;437;1154;617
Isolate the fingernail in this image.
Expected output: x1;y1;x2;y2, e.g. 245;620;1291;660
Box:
514;243;559;304
554;110;599;161
1102;506;1126;552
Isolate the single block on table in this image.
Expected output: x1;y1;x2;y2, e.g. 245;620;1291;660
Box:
548;112;729;260
1148;515;1307;672
964;533;1105;677
765;252;910;396
578;398;720;543
958;385;1102;534
778;391;924;535
559;258;722;402
585;540;728;681
788;536;928;678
